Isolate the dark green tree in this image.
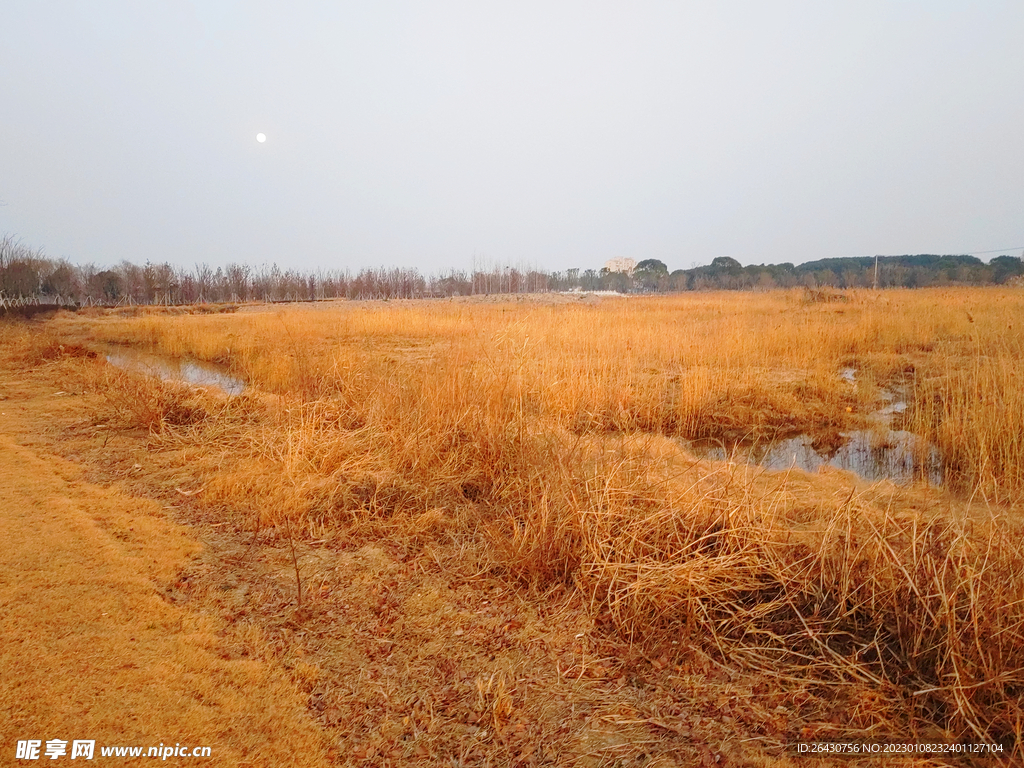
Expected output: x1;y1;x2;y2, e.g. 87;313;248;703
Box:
634;259;669;291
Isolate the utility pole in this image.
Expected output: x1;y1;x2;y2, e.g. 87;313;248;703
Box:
873;255;879;290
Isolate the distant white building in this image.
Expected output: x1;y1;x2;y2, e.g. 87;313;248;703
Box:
603;258;636;275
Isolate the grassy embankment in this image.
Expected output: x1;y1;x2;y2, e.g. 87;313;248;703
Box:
24;287;1024;757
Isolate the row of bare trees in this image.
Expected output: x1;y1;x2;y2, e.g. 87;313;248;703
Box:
0;234;554;306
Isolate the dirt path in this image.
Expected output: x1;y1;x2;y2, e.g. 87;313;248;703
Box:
0;402;331;765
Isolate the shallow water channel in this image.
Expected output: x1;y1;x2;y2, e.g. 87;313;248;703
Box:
103;347;246;396
681;369;944;486
103;349;942;486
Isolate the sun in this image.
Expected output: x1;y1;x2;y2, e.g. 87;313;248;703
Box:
256;133;267;143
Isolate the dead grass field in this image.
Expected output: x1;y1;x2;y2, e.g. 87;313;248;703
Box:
3;287;1024;766
0;371;331;766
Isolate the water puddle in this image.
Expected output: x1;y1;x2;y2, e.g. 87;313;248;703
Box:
683;369;944;486
685;430;942;486
103;347;246;396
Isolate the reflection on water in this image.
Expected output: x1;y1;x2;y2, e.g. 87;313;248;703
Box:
683;370;944;486
684;430;943;486
104;348;246;396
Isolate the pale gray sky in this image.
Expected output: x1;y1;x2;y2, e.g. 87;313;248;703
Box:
2;1;1022;273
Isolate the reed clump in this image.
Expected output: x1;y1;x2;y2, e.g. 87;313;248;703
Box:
96;369;212;431
912;342;1024;503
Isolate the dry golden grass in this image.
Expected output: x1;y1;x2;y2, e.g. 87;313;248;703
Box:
0;394;331;766
57;288;1024;497
15;286;1024;762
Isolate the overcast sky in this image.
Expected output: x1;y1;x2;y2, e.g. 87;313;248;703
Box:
2;1;1022;273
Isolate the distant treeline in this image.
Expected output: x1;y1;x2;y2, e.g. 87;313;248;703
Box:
0;234;548;305
551;254;1024;293
1;233;1021;307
